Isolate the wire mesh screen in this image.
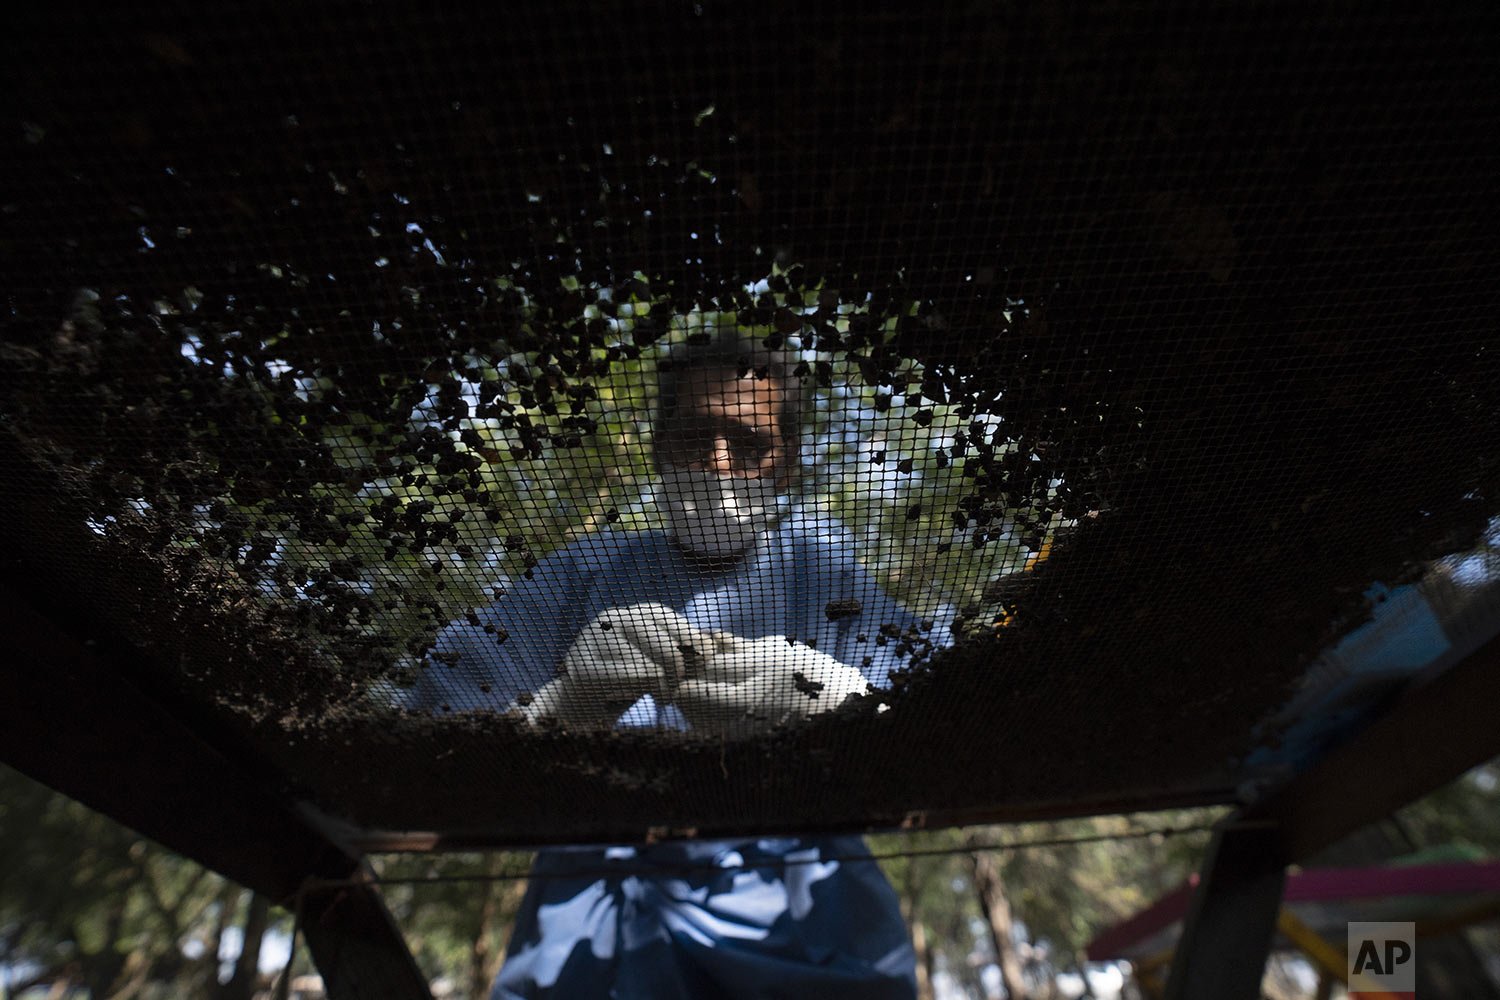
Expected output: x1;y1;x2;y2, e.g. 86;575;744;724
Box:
4;2;1499;844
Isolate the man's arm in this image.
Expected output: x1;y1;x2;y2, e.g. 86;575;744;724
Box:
395;548;588;714
799;516;950;687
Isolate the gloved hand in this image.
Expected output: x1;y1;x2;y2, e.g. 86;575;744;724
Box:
673;635;870;732
522;603;728;728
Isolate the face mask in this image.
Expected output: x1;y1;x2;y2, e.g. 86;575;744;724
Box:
659;466;780;560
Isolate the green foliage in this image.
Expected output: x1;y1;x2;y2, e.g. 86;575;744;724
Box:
53;263;1055;712
7;762;1500;998
0;765;289;999
370;853;532;998
1396;760;1500;856
872;810;1224;988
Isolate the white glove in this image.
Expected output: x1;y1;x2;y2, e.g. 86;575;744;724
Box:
522;603;728;728
673;635;870;733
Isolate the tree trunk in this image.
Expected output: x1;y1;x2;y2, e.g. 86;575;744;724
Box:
104;949;153;1000
203;882;239;995
1071;952;1097;998
898;853;935;1000
970;850;1028;1000
479;879;529;994
79;900;130;999
909;919;935;1000
469;869;503;1000
221;892;270;1000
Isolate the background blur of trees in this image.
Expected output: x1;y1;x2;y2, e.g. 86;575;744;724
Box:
14;275;1500;1000
5;758;1498;999
12;284;1500;998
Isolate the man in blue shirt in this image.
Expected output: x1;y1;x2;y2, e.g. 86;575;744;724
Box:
405;331;933;998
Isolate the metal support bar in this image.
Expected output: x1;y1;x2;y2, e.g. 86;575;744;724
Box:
1162;823;1287;1000
300;875;435;1000
1244;627;1500;863
0;588;430;1000
1163;626;1500;1000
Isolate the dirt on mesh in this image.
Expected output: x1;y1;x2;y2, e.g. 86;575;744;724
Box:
4;3;1498;843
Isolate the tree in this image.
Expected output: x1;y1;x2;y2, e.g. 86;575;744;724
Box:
969;845;1029;1000
0;765;287;999
872;812;1222;999
371;852;531;999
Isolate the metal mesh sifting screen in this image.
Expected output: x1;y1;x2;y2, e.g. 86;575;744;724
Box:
3;2;1499;845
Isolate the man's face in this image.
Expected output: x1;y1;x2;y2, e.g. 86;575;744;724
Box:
655;367;792;486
